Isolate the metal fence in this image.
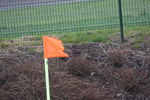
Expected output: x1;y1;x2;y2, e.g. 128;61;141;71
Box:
0;0;150;38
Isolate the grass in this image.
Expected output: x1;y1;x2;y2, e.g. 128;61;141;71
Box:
60;26;150;50
58;26;150;44
0;0;150;38
60;29;116;43
0;26;150;50
125;26;150;40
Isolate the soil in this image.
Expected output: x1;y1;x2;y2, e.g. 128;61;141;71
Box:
0;42;150;100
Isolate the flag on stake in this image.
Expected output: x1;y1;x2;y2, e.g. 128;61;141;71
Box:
43;36;69;58
43;36;69;100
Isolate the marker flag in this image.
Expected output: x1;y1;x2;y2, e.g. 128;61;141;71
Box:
43;36;69;58
43;36;69;100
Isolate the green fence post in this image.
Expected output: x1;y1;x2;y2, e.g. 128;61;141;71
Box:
118;0;124;42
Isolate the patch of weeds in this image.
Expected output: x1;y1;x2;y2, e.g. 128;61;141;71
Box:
27;41;42;46
19;41;42;46
34;41;42;45
133;39;143;44
126;27;150;40
0;43;10;48
30;36;42;41
27;48;37;53
132;43;141;49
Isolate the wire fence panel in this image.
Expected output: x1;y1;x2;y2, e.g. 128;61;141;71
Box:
0;0;150;38
122;0;150;26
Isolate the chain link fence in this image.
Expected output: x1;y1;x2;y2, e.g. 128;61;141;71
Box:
0;0;150;38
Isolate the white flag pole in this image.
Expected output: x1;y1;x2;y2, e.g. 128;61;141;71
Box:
44;58;51;100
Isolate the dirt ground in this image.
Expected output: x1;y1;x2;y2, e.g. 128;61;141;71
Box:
0;42;150;100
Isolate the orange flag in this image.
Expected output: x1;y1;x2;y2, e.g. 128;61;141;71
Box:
43;36;69;58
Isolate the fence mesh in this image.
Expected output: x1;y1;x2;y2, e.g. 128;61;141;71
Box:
0;0;150;38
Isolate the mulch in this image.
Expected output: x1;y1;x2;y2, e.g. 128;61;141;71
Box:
0;43;150;100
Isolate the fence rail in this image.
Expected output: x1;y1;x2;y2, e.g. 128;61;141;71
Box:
0;0;150;38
